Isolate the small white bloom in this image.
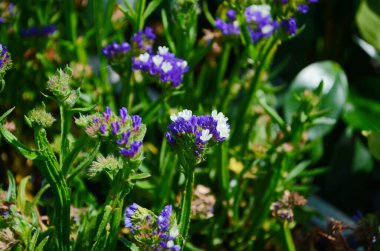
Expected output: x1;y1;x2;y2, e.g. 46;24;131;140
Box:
216;123;230;139
170;114;178;121
200;129;212;142
161;62;173;73
261;24;274;34
152;55;163;66
211;110;228;124
166;240;174;248
139;53;150;63
169;228;179;238
177;61;188;69
158;46;169;55
178;109;192;121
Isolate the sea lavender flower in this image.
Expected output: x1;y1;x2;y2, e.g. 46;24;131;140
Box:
124;203;180;251
244;5;279;43
0;44;11;72
215;9;240;36
102;42;130;59
82;106;146;159
282;17;297;36
297;4;309;14
132;27;156;53
20;25;57;37
166;109;230;162
132;46;189;87
0;2;16;23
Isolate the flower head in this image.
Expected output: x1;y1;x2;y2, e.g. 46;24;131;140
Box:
245;5;279;43
132;46;189;87
132;27;156;53
166;109;230;163
215;9;240;36
102;42;130;59
0;44;11;73
21;25;56;37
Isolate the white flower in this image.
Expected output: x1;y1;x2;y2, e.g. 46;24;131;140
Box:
169;228;179;239
158;46;169;55
176;61;188;69
200;129;212;142
170;109;193;121
261;24;274;34
178;109;192;121
152;55;163;66
245;5;271;22
166;240;174;248
139;53;150;63
161;62;173;73
216;122;230;139
211;110;228;124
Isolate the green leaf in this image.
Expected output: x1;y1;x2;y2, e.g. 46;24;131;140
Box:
284;61;348;139
285;161;312;182
6;171;16;202
352;138;374;173
17;176;30;213
119;237;140;251
35;234;50;251
0;107;15;123
143;0;162;20
129;172;151;180
368;132;380;161
69;104;96;113
356;0;380;51
0;126;39;160
343;91;380;131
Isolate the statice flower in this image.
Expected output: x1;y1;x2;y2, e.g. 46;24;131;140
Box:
244;5;279;43
102;42;130;59
81;107;146;159
282;17;297;36
124;203;180;251
0;44;11;73
20;25;57;37
166;109;230;163
0;2;16;23
132;46;189;87
132;27;156;53
297;4;309;14
270;190;307;221
215;9;240;36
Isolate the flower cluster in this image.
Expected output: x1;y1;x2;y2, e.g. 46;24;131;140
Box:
132;27;156;53
270;190;307;221
132;46;189;87
102;42;130;59
0;2;15;24
0;45;11;72
215;10;240;36
125;203;180;251
166;109;230;162
82;107;146;159
245;5;279;43
20;25;57;37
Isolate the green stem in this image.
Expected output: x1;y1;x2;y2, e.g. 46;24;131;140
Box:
179;164;195;249
34;128;70;251
282;222;296;251
120;71;133;110
60;105;70;174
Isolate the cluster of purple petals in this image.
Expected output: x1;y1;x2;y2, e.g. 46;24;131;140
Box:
0;44;10;70
102;42;130;59
124;204;180;251
132;27;156;53
282;17;297;36
166;115;227;157
21;25;57;37
244;6;280;43
0;3;16;23
132;47;189;87
92;106;143;158
215;10;240;35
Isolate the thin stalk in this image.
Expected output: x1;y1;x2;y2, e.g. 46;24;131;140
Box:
178;158;195;250
120;70;133;110
282;222;296;251
60;105;70;174
214;43;232;100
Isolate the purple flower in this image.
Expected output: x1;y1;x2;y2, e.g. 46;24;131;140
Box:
132;46;189;87
215;18;240;36
102;42;130;59
103;106;112;121
226;10;236;21
157;205;172;232
111;121;120;135
125;203;139;232
309;0;318;3
282;17;297;36
244;5;279;43
297;4;309;14
21;25;56;37
0;44;11;70
119;107;128;123
99;123;107;134
132;27;156;53
132;115;142;131
117;130;131;145
119;141;142;158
